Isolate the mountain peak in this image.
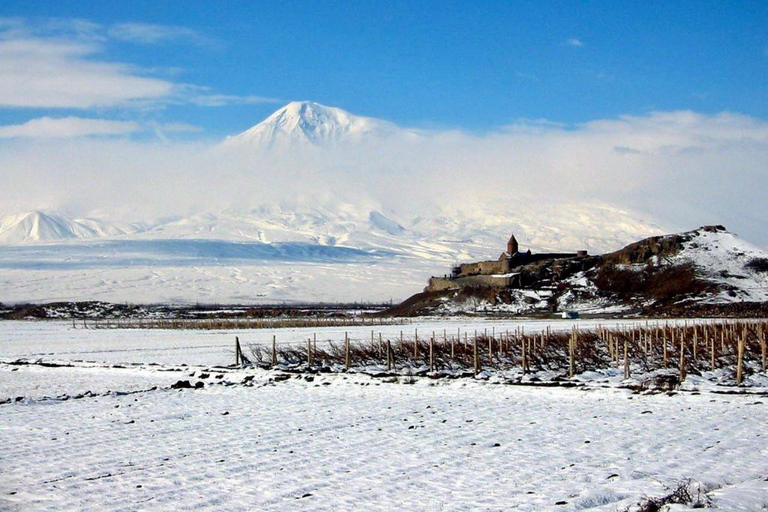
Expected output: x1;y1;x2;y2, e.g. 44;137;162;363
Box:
224;101;398;148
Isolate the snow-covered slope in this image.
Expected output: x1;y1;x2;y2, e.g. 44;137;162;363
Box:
0;202;667;303
0;212;135;244
222;101;401;148
668;226;768;303
399;226;768;316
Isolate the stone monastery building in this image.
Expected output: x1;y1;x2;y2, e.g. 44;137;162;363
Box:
426;234;587;292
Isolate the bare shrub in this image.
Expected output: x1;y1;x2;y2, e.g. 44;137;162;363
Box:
627;479;712;512
746;257;768;273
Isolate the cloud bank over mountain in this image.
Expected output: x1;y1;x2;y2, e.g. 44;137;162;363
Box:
1;102;766;246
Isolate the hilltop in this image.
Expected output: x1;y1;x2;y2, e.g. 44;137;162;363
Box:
387;226;768;317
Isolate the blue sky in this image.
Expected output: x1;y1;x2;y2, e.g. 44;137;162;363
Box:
1;0;767;137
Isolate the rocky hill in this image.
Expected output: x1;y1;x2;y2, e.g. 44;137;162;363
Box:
386;226;768;317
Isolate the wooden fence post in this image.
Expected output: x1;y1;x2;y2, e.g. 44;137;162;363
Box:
693;327;698;361
345;332;351;370
473;336;479;376
488;335;493;366
521;335;526;375
235;336;241;366
429;336;434;373
272;335;277;368
414;329;419;359
623;336;629;379
737;331;745;385
569;328;576;378
679;331;686;382
387;340;393;370
761;326;766;373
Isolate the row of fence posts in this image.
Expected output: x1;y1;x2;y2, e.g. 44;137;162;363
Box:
239;325;569;377
236;320;767;384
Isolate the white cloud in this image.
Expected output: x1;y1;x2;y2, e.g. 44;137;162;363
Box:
107;23;205;45
0;19;266;109
0;117;140;138
0;38;174;108
0;109;766;245
565;38;584;47
184;91;282;107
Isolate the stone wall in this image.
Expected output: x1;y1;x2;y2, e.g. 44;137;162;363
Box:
456;259;509;277
426;274;516;292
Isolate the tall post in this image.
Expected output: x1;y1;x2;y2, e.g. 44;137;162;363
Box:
488;335;493;366
761;326;766;373
272;335;277;368
521;335;526;375
473;336;479;376
235;336;241;366
693;327;698;361
737;330;746;385
307;338;313;366
387;340;393;370
429;336;434;373
623;336;629;379
414;329;419;359
679;330;686;382
345;332;350;370
569;328;575;378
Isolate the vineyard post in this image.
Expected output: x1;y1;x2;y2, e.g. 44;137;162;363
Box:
737;330;745;385
488;335;493;366
693;327;698;361
272;335;277;368
569;328;575;378
414;329;419;358
345;332;350;370
521;335;526;375
429;336;434;373
761;325;766;373
678;330;686;382
473;337;479;376
235;336;241;366
721;329;725;354
307;339;313;366
623;336;629;379
387;340;393;370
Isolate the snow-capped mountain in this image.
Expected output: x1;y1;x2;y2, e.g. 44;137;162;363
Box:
222;101;402;148
0;211;136;244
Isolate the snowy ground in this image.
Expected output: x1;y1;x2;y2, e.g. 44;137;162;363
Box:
2;320;767;511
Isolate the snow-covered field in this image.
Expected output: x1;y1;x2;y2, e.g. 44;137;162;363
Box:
2;320;767;511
